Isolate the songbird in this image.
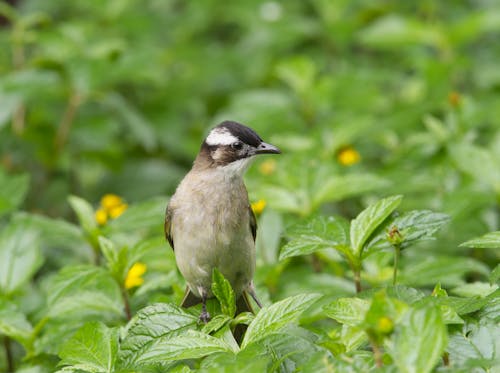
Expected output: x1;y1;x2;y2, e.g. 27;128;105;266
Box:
165;120;280;322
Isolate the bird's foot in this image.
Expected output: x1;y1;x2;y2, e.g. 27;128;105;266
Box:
199;310;211;324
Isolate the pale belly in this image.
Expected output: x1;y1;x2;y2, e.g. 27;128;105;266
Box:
172;202;255;298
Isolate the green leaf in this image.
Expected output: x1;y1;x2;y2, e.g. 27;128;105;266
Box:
0;299;33;346
134;330;234;364
447;319;500;371
239;330;322;370
452;282;498;298
46;265;123;320
119;303;198;367
366;210;450;254
102;93;156;151
490;264;500;285
59;322;118;373
323;298;370;326
460;231;500;249
98;236;128;282
0;220;42;295
0;171;29;218
106;196;168;232
211;269;236;318
241;293;321;348
279;216;349;260
389;304;448;373
313;174;389;208
350;195;403;256
202;314;232;335
68;195;97;233
400;256;489;287
449;142;500;190
255;209;283;264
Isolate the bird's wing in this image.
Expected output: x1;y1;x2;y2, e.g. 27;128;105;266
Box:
249;205;257;242
165;204;174;250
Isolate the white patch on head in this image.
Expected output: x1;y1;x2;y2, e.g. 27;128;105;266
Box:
206;127;239;146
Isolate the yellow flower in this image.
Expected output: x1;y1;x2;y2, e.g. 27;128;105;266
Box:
377;316;394;334
125;262;147;289
337;146;361;166
251;199;267;215
95;208;108;226
108;203;128;219
101;194;124;210
259;159;276;175
95;193;128;225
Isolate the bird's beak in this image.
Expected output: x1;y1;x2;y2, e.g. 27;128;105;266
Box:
255;141;281;155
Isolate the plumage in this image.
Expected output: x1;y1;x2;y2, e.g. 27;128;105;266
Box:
165;121;280;325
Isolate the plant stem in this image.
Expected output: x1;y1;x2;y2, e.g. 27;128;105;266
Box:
121;287;132;321
55;91;82;150
354;269;362;293
393;244;401;286
12;23;26;135
369;337;383;368
3;336;14;372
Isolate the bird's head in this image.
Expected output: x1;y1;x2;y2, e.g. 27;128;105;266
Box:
195;121;281;175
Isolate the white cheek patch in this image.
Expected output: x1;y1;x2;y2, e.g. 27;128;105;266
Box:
206;128;239;146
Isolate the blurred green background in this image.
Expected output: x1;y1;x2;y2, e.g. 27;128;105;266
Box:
1;1;500;371
1;0;500;264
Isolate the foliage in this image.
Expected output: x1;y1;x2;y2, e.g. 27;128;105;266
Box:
1;0;499;372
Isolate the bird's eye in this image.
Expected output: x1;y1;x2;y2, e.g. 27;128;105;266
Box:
231;141;243;150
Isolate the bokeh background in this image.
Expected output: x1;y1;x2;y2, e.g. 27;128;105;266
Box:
1;0;500;371
3;0;500;249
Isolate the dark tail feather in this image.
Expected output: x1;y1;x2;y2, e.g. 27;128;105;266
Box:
233;291;254;343
180;287;201;308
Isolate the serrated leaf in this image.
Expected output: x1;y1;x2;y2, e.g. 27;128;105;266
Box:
119;303;198;367
239;329;321;370
211;269;236;318
0;171;29;218
0;299;32;346
447;319;499;371
389;304;447;373
202;314;232;334
135;330;234;364
59;322;118;373
0;219;42;295
279;216;349;261
366;210;450;254
68;195;97;233
350;195;403;256
323;298;370;326
46;265;123;320
241;293;321;348
460;231;500;249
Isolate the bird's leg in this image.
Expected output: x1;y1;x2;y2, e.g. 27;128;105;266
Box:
247;281;263;308
198;287;210;323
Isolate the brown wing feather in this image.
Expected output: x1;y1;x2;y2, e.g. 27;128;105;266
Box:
249;205;257;242
165;205;174;250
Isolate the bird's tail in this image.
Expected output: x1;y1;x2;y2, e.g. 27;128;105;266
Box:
180;288;255;343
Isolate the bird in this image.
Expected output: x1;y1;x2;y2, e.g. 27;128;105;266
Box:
165;120;281;323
